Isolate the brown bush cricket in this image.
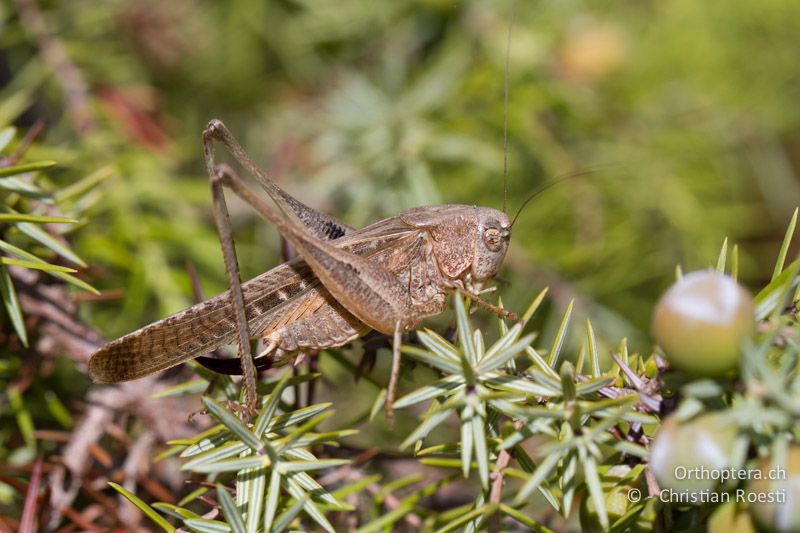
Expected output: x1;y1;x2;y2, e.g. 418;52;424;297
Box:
89;7;524;420
88;119;516;419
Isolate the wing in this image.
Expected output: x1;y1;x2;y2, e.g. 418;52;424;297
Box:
88;215;424;383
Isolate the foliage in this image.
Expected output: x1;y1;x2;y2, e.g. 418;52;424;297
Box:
1;0;800;531
0;127;95;345
0;125;96;479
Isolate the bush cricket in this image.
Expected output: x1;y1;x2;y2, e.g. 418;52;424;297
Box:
87;119;517;419
88;1;526;420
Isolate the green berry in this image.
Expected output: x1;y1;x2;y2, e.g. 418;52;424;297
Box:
649;413;738;498
747;446;800;533
652;270;754;376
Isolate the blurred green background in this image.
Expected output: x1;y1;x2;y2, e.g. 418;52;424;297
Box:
2;0;800;527
2;0;799;362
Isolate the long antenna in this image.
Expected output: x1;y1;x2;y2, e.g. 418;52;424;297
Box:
502;0;516;214
510;167;609;228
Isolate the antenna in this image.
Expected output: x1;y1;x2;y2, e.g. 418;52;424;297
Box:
502;0;516;214
510;170;592;227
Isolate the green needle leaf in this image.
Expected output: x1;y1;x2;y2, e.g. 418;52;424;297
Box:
402;343;462;374
477;333;535;374
263;469;281;533
108;482;174;532
182;518;231;532
416;328;462;363
12;215;87;266
773;207;798;280
202;398;263;453
216;485;245;533
471;414;489;489
0;239;97;293
580;448;609;530
514;450;562;504
0;265;26;346
0;213;78;223
243;466;267;533
716;237;728;273
0;160;56;177
0;257;76;272
499;504;555;532
585;320;600;378
454;296;476;365
254;370;291;437
279;459;349;472
268;402;332;433
547;299;574;368
461;412;474;478
394;375;464;408
401;404;454;449
188;456;270;474
0;126;15;152
283;476;336;533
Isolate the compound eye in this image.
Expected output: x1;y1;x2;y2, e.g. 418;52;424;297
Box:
483;227;505;252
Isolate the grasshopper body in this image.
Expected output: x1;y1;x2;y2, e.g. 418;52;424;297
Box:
89;121;512;414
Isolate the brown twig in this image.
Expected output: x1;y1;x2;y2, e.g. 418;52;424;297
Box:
57;507;97;532
119;432;156;528
19;456;43;533
317;451;424;529
10;267;199;530
7;119;45;164
488;420;522;533
0;516;17;533
365;477;423;529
